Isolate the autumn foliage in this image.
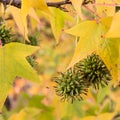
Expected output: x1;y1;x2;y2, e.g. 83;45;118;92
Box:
0;0;120;120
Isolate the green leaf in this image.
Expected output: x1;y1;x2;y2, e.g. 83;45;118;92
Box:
97;86;110;103
0;114;5;120
8;105;54;120
8;107;40;120
0;43;40;111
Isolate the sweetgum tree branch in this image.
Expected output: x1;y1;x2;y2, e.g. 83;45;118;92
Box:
0;0;72;9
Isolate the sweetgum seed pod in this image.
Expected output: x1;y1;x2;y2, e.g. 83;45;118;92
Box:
75;54;112;89
70;90;74;96
0;25;13;46
54;68;89;103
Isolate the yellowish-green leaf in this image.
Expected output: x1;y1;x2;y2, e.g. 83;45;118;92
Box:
96;0;115;17
0;3;4;17
66;20;101;68
50;7;72;43
100;17;112;29
21;0;51;40
80;116;94;120
80;112;116;120
105;11;120;38
98;38;120;85
97;86;110;103
6;6;41;40
114;0;120;4
28;8;41;25
6;6;28;40
8;107;40;120
70;0;83;19
66;18;120;85
0;43;40;111
21;0;51;20
99;17;120;84
96;112;116;120
114;98;120;112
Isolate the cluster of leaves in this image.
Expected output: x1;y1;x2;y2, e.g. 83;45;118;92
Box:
2;0;120;85
54;53;112;103
0;0;120;119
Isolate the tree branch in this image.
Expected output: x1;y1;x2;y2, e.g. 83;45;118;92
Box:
47;1;71;8
0;0;72;9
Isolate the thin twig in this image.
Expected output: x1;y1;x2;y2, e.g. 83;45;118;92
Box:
0;0;72;9
93;3;120;7
47;1;71;8
83;5;101;19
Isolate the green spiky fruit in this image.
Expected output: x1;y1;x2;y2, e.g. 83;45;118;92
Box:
26;55;37;67
53;68;89;103
0;25;13;46
75;54;112;89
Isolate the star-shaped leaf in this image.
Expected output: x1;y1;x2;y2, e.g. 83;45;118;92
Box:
0;43;40;111
96;0;115;17
50;7;73;43
66;20;102;67
66;17;120;85
105;11;120;38
21;0;51;40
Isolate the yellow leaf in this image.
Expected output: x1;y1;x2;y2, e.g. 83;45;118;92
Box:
28;8;41;25
6;6;28;40
80;116;95;120
96;0;115;17
47;0;61;1
105;11;120;38
114;0;120;4
96;112;115;120
9;108;40;120
21;0;51;40
66;20;101;68
98;38;120;85
50;7;72;43
50;8;64;43
9;111;26;120
70;0;83;19
80;112;116;120
66;18;120;85
100;17;112;29
99;17;120;85
21;0;50;17
0;3;4;17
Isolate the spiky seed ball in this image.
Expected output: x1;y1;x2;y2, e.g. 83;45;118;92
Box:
75;54;112;89
0;25;13;46
53;68;89;103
